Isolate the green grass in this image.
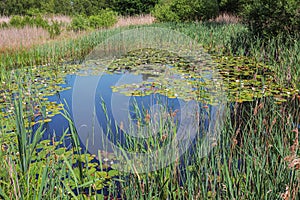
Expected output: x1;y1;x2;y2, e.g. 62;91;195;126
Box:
0;22;299;199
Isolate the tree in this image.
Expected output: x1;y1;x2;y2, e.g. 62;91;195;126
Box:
218;0;242;14
241;0;300;36
110;0;158;15
152;0;219;22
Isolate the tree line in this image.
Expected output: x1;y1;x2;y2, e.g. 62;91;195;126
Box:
0;0;158;16
0;0;299;36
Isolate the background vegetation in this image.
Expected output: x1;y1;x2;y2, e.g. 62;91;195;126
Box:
1;0;299;37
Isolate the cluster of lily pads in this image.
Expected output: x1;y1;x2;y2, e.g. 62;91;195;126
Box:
0;64;80;132
90;47;298;104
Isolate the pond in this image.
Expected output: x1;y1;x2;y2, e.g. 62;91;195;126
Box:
37;27;299;174
42;46;227;173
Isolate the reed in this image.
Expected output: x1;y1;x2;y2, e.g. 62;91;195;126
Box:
114;14;155;28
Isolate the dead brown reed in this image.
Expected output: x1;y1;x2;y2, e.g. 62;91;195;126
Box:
0;26;49;52
0;25;89;53
114;14;155;28
210;13;240;24
0;16;10;24
46;15;72;25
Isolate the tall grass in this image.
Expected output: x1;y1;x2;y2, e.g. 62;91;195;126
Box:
114;14;155;28
0;26;49;53
108;97;299;199
0;81;110;199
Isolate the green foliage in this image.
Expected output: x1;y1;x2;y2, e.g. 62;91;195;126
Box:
26;7;44;16
152;0;219;22
70;15;89;31
7;15;62;38
218;0;242;13
151;3;180;22
88;9;118;29
9;15;49;29
0;22;9;29
70;9;118;31
110;0;158;15
48;21;62;39
241;0;300;37
0;0;108;16
96;9;118;28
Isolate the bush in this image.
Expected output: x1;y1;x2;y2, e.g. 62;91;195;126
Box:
152;0;219;22
48;21;62;39
241;0;300;37
0;22;9;29
9;15;49;29
71;9;118;31
151;3;180;22
32;15;49;29
96;9;118;28
8;15;62;38
70;15;89;31
9;15;25;27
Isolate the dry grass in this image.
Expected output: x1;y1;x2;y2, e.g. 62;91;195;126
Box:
0;14;156;53
0;26;49;52
114;14;155;28
0;16;10;24
0;26;88;53
210;13;240;24
46;15;72;25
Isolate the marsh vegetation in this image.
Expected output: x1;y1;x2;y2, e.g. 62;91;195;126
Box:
0;0;299;199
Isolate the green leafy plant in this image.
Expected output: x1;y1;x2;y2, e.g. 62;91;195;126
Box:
71;9;117;31
152;0;219;22
48;21;62;39
241;0;300;37
88;9;117;29
70;15;89;31
9;15;25;28
110;0;158;15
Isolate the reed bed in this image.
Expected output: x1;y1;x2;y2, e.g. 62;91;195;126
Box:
114;14;155;28
0;26;49;53
46;15;72;25
210;13;241;24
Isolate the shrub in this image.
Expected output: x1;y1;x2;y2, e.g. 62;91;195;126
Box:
241;0;300;37
96;9;118;28
9;15;49;29
70;15;89;31
8;15;62;38
48;21;62;39
0;22;9;29
71;9;118;31
9;15;25;27
32;15;49;29
152;0;219;22
151;3;180;22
